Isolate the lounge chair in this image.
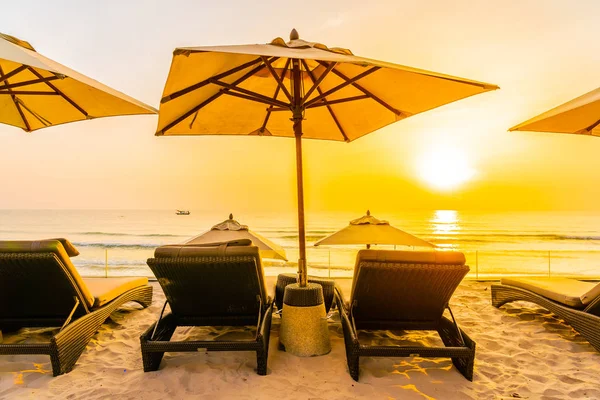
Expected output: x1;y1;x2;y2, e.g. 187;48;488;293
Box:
491;277;600;352
0;239;153;376
140;239;273;375
336;249;475;381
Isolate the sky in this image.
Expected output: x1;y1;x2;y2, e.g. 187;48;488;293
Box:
1;0;600;214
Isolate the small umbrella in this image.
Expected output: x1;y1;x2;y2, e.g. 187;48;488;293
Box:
156;29;497;286
510;86;600;136
0;32;156;131
314;210;435;249
185;213;287;261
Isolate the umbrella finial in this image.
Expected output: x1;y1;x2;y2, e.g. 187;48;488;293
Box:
229;213;234;220
366;209;370;216
290;29;299;41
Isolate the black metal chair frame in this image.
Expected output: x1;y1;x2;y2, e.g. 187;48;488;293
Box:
141;255;273;375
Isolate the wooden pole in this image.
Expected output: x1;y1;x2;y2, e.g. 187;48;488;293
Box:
292;57;308;287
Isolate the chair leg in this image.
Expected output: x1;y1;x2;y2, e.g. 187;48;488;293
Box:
141;314;177;372
49;346;63;377
51;309;111;376
255;303;273;376
338;298;360;381
256;347;267;376
348;353;360;381
438;316;475;381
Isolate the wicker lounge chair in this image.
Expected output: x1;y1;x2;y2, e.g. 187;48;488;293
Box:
336;249;475;381
140;239;273;375
492;277;600;352
0;239;153;376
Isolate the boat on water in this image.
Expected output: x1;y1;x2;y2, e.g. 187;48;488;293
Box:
176;210;190;215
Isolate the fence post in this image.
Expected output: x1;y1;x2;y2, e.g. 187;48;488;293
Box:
105;249;108;278
548;250;551;277
475;250;479;280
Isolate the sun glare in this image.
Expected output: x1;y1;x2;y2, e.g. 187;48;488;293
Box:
417;147;475;190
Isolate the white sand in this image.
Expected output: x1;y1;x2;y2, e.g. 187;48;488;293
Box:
1;279;600;399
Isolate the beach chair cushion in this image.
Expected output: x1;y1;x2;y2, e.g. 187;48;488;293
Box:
83;277;149;308
154;239;253;258
46;238;80;257
501;277;600;308
0;240;95;307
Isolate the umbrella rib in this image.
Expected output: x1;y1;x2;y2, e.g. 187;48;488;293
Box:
209;79;289;108
0;76;60;91
580;118;600;135
221;90;287;107
161;56;264;104
157;57;277;135
0;65;30;131
27;67;89;117
260;58;291;133
316;60;404;117
302;59;349;142
306;94;370;108
0;65;28;85
260;56;292;102
302;62;336;104
304;66;380;108
0;91;60;95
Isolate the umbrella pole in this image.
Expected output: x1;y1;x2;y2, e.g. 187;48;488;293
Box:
294;129;308;287
292;57;308;287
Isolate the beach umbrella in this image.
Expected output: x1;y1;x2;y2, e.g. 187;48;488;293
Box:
0;32;155;132
156;29;498;286
510;86;600;136
186;213;287;261
314;210;435;249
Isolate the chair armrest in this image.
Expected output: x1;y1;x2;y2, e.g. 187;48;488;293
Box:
258;301;274;340
334;283;349;311
584;294;600;316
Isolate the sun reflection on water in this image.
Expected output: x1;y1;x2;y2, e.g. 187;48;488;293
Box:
430;210;460;249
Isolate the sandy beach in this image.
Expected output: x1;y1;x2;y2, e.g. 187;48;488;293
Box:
1;278;599;400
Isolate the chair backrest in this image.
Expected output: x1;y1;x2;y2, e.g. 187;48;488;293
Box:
148;240;268;324
350;250;468;329
0;240;94;322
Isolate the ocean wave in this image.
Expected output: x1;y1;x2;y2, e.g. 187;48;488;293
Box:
77;231;182;238
280;235;328;241
73;260;150;267
72;242;160;250
433;233;600;242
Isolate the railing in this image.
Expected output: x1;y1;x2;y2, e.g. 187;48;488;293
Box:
79;247;600;281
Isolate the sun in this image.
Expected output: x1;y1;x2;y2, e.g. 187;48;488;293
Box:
417;146;476;190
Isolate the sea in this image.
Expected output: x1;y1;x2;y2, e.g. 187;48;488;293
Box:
1;209;600;279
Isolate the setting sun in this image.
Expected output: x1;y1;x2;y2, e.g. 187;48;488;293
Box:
417;146;476;190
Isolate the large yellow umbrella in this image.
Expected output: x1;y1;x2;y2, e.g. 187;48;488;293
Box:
510;86;600;136
314;210;435;249
0;33;156;131
185;213;287;261
156;29;498;286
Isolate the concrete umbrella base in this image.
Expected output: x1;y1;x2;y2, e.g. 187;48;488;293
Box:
279;283;331;357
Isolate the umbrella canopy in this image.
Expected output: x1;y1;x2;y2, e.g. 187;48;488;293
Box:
185;214;287;261
314;210;435;249
156;29;498;286
0;32;156;131
510;86;600;136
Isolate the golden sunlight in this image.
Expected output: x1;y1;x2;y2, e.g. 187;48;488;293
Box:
417;146;476;190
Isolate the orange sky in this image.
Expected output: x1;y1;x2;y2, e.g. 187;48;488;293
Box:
1;0;600;213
